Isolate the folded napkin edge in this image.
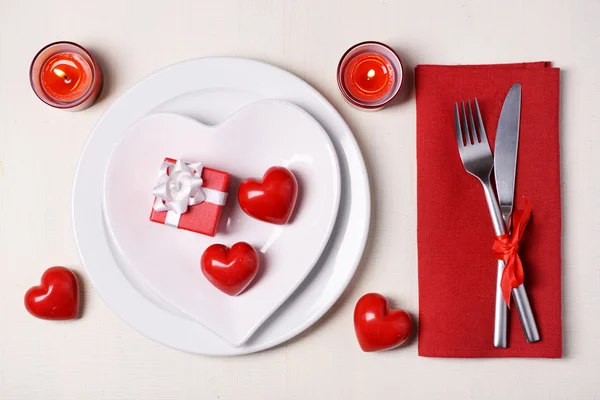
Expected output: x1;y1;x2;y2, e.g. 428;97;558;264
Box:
415;61;553;71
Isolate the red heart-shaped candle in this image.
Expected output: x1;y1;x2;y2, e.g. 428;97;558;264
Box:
238;166;298;225
201;242;260;296
24;266;80;320
353;293;412;352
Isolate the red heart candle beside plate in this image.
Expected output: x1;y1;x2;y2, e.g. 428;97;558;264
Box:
24;267;80;320
354;293;412;352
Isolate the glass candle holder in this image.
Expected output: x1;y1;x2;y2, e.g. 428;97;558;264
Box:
337;41;404;111
30;41;103;111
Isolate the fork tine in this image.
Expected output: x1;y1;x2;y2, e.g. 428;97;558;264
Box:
467;100;479;143
454;103;464;147
473;98;488;144
461;101;472;144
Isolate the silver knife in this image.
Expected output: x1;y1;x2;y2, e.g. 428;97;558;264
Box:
493;83;540;346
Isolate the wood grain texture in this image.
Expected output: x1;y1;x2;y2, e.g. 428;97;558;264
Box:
0;0;598;398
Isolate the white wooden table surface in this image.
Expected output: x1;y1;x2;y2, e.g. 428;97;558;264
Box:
1;0;599;398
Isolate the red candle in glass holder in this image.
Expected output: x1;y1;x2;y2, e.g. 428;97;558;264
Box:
41;52;93;103
338;41;403;111
343;52;395;103
30;42;103;111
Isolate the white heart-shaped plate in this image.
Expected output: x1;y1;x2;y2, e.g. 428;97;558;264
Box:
103;100;340;346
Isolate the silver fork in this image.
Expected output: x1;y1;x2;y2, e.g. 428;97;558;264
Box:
453;100;508;347
454;99;538;348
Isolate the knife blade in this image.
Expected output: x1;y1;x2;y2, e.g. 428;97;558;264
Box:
493;83;540;344
495;83;521;221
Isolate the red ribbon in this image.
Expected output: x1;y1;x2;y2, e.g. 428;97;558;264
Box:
492;199;532;307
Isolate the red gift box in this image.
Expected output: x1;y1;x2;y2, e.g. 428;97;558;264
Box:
150;158;230;237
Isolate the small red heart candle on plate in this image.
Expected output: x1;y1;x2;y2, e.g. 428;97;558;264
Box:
337;41;403;111
30;41;103;111
238;166;298;225
201;242;260;296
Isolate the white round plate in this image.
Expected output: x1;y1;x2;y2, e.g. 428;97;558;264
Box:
73;57;370;355
103;101;341;347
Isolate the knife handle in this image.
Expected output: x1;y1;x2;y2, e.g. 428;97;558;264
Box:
513;284;541;343
494;265;541;345
483;179;540;345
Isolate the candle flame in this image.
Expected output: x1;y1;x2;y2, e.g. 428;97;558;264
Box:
53;68;71;84
53;68;67;79
367;69;376;79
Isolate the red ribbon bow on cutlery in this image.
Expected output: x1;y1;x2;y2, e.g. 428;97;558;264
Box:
492;199;532;307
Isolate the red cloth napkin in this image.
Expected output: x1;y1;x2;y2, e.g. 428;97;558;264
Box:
416;62;562;358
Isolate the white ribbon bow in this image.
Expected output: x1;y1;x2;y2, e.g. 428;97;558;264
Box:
152;159;227;227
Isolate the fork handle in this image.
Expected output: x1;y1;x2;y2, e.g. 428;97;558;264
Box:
494;260;508;347
482;179;540;345
483;180;509;347
482;179;505;236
